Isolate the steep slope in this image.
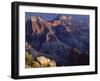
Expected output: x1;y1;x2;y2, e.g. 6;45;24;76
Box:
41;31;71;66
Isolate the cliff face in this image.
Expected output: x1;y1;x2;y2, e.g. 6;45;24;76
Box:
30;15;75;34
25;15;89;67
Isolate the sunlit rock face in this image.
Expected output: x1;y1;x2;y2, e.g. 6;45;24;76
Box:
37;56;56;67
31;16;42;34
25;51;56;68
31;16;38;22
30;15;74;35
25;43;56;68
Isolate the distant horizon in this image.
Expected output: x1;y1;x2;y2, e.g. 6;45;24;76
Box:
25;12;89;23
